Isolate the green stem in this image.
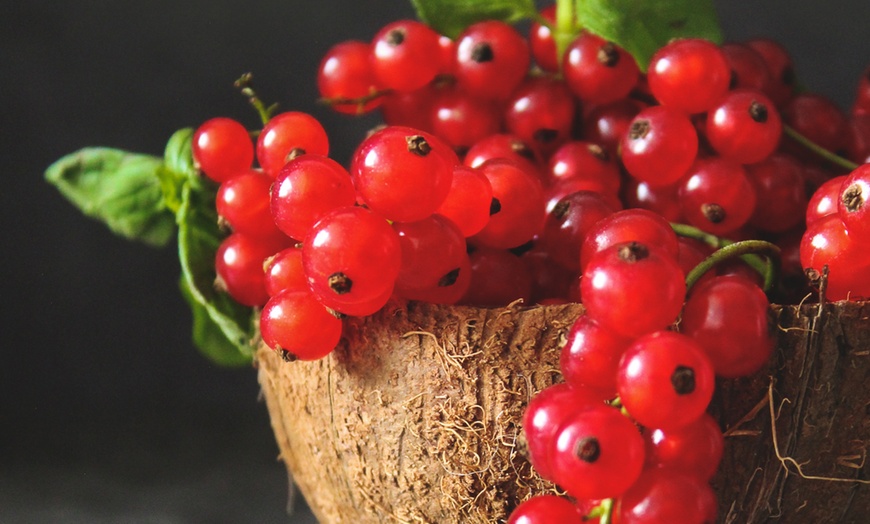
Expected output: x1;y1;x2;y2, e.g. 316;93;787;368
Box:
587;498;614;524
234;73;278;125
783;124;859;172
671;223;781;294
684;240;782;293
554;0;577;69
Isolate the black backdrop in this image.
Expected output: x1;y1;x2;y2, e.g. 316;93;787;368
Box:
1;1;867;522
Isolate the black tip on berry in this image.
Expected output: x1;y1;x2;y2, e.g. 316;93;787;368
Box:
386;28;405;46
489;197;502;215
533;128;559;144
511;139;536;160
628;119;651;140
471;42;494;63
327;272;353;295
280;349;298;363
406;135;432;156
552;199;571;221
701;203;727;224
671;365;697;395
617;241;649;263
286;147;306;163
438;268;461;287
597;42;620;67
587;143;609;162
841;184;864;213
574;436;601;463
748;100;769;123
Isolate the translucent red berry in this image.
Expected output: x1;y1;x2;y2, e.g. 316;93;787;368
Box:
192;117;254;183
706;89;782;164
648;38;731;114
260;289;342;360
257;112;329;177
620;105;699;187
317;40;383;115
370;20;441;93
454;20;530;101
562;32;639;105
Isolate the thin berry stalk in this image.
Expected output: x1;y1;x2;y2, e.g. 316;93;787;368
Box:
684;239;782;293
783;124;859;171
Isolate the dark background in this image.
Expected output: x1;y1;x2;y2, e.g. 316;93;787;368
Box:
1;1;867;522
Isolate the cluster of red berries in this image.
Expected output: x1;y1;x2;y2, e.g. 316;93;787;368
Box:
188;4;869;521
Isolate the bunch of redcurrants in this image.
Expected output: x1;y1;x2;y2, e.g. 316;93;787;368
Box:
189;5;869;521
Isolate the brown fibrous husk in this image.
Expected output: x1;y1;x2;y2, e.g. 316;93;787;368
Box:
256;299;870;523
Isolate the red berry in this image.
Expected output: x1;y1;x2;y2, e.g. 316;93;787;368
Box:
547;141;621;194
264;247;307;297
317;40;383;115
745;153;808;233
470;159;546;250
560;315;633;397
528;5;558;73
392;215;470;303
216;169;285;240
620;105;699;187
370;20;441;92
504;76;577;159
461;246;533;307
681;275;775;378
617;330;715;431
435;165;494;237
806;175;847;226
706;89;782;164
644;413;724;481
838;163;870;241
257;112;329;177
507;495;582;524
579;208;680;273
783;94;850;161
721;42;773;93
581;242;686;339
563;32;639;105
616;468;717;524
429;85;502;152
215;232;291;307
302;206;402;316
745;38;795;108
678;157;757;236
648;38;731;114
549;404;645;500
270;155;356;241
454;20;530;101
192;117;253;183
539;190;616;272
260;289;342;360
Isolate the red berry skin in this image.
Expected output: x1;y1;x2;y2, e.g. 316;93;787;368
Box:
644;412;724;482
721;43;773;93
215;232;292;307
620;105;699;187
745;38;795;108
461;247;533;307
800;213;870;302
504;76;577;159
706;89;782;164
583;98;646;160
192;117;254;183
782;94;850;161
681;275;774;378
806;175;847;227
507;495;583;524
264;247;307;297
528;5;558;73
838;163;870;241
370;20;441;93
522;383;604;482
429;85;502;152
648;38;731;114
563;33;639;105
549;404;646;501
560;315;633;398
581;242;686;339
623;178;684;223
436;165;493;238
270;155;357;241
539;190;616;271
257;112;329;177
470;159;546;250
392;214;469;301
260;289;342;360
380;84;437;131
302;206;402;316
350;126;455;223
617;331;715;431
216;169;285;240
678;157;757;236
579;208;680;273
547;141;621;194
745;153;808;233
616;468;717;524
463;133;543;180
454;20;531;101
317;40;383;115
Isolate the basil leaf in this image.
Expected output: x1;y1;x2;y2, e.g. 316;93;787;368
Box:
410;0;537;38
45;147;175;247
575;0;723;71
177;181;255;366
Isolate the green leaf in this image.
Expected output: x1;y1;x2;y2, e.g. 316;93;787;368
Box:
46;147;176;247
575;0;723;71
176;181;255;366
410;0;538;38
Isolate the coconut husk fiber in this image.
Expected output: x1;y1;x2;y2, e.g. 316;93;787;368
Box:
256;299;870;523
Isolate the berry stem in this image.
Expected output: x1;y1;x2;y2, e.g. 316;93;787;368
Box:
671;223;781;293
782;124;859;171
685;239;782;293
318;89;392;114
235;73;279;125
554;0;577;69
587;498;614;524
